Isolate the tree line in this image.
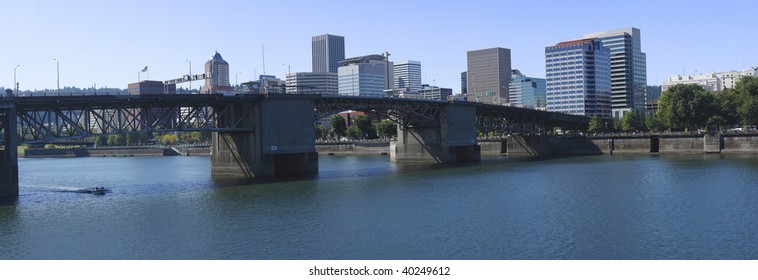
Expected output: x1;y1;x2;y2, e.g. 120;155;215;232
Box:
589;76;758;133
94;131;211;146
315;114;398;141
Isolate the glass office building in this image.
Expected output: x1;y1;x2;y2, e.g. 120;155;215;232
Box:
393;60;422;92
509;69;546;109
545;38;611;118
583;28;646;118
337;54;393;96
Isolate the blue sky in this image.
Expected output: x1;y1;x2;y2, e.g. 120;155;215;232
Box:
3;0;757;92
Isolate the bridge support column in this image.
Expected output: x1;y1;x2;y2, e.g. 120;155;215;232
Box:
505;134;550;157
391;104;479;163
211;98;318;177
0;108;19;197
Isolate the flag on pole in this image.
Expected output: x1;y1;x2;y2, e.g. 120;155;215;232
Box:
141;66;148;72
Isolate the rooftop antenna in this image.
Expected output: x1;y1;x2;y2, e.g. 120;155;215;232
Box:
262;44;266;75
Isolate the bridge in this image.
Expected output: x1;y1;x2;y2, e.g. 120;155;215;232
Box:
0;94;589;196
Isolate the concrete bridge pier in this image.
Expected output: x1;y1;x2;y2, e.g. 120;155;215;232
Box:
505;134;551;157
211;98;318;177
391;104;480;163
0;109;19;197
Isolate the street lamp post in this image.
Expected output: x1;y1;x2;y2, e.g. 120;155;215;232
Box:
13;65;20;96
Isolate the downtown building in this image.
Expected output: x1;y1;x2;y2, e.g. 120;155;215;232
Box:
418;84;452;100
201;51;233;94
545;38;611;118
312;34;345;73
509;69;546;109
393;60;422;92
583;27;647;119
466;47;511;104
337;53;394;96
661;67;758;92
460;71;467;95
285;72;338;94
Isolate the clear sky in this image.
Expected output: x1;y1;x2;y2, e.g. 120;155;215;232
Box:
3;0;757;92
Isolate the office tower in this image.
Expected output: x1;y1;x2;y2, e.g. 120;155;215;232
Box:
285;72;338;94
460;71;467;95
337;53;393;96
201;51;233;94
509;69;546;109
393;60;422;92
466;47;511;104
312;34;345;73
545;38;611;118
583;27;646;118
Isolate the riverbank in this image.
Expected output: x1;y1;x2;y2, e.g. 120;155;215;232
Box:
22;132;758;158
23;145;211;158
315;141;390;155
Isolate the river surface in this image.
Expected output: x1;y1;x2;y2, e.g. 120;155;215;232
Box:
1;154;758;259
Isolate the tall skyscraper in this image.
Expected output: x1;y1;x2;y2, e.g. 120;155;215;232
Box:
201;51;232;94
393;60;422;92
583;27;646;118
337;53;393;96
466;47;511;104
509;69;546;109
312;34;345;73
545;38;611;118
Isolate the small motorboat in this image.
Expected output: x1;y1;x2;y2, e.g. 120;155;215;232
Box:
91;187;108;195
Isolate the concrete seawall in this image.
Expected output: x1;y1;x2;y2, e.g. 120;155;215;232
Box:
476;133;758;156
315;142;390;155
21;133;758;158
720;134;758;154
24;146;211;158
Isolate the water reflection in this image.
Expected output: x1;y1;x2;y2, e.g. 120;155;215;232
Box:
3;154;758;259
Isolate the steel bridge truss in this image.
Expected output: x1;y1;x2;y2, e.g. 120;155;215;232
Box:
314;96;447;129
15;96;255;142
476;108;548;135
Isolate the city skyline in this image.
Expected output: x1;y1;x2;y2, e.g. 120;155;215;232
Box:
3;0;758;92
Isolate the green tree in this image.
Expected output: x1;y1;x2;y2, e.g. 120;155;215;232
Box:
645;113;665;133
588;116;603;133
126;133;139;146
353;115;376;139
374;120;397;139
734;75;758;96
314;124;325;140
739;97;758;127
657;84;717;131
619;111;641;132
735;76;758;127
715;88;741;129
345;125;362;140
107;134;126;146
96;135;107;147
159;134;178;145
138;131;153;144
329;114;347;139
